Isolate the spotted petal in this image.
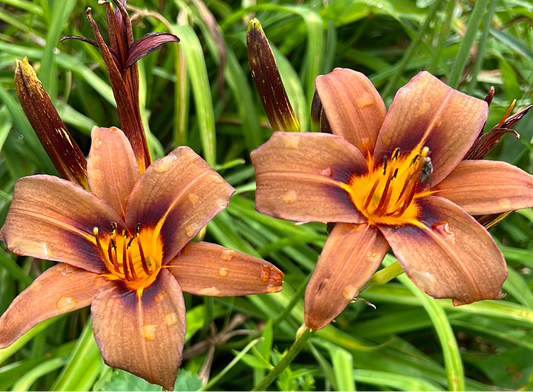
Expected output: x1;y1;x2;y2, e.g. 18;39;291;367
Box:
91;269;185;391
251;132;367;223
88;127;140;218
380;196;507;305
305;223;389;330
433;160;533;215
0;264;105;348
168;242;283;296
316;68;386;154
373;72;488;185
0;176;124;273
125;147;234;264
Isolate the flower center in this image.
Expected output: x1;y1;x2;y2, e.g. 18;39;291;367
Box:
93;223;163;292
347;146;433;226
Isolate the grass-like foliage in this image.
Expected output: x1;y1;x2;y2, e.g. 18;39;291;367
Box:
0;0;532;390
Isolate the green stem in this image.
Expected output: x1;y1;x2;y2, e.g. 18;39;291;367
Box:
252;328;314;391
427;0;455;74
366;261;404;287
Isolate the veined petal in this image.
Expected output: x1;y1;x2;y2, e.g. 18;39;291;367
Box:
373;72;488;185
315;68;386;154
0;176;124;273
251;132;367;223
125;147;234;264
91;269;185;390
433;160;533;215
167;242;283;296
381;196;507;305
126;32;180;70
87;127;140;218
305;223;389;330
0;264;105;348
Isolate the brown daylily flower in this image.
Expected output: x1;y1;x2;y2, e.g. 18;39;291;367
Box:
61;0;179;173
251;68;533;331
0;127;283;390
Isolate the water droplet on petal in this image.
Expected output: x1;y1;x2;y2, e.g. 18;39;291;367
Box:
199;287;221;296
59;264;76;276
417;102;431;119
220;249;235;261
360;137;371;151
215;199;228;209
185;222;200;238
357;92;374;109
321;167;333;177
153;290;168;302
92;137;102;149
367;250;380;262
497;198;512;210
209;173;225;184
163;312;179;326
140;324;157;340
381;134;392;147
342;284;358;300
281;190;297;204
154;154;177;174
56;296;77;312
260;265;271;283
218;267;228;277
283;135;300;149
431;221;455;244
188;193;200;206
266;285;279;293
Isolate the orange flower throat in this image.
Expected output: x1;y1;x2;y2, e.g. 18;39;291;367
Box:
93;223;163;292
345;146;433;226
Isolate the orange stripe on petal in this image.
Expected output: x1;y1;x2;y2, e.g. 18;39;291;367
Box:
380;196;506;305
168;242;283;296
0;265;105;348
305;223;388;330
91;269;185;390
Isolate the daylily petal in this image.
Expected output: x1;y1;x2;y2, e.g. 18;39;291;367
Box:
373;72;488;185
125;147;234;263
167;242;283;296
305;223;389;330
91;269;185;390
0;264;105;348
380;196;507;305
126;32;180;70
0;175;124;273
463;128;519;160
251;132;367;223
87;127;140;218
433;160;533;215
315;68;386;154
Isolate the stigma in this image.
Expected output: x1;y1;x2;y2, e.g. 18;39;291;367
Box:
346;146;433;226
93;223;163;292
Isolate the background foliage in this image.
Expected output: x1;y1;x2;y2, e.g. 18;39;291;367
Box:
0;0;532;390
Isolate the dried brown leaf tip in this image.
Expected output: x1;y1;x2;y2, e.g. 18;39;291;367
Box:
247;18;300;133
251;69;533;330
0;127;283;390
14;58;88;188
61;0;179;173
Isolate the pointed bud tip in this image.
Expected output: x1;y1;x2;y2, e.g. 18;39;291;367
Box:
247;18;263;33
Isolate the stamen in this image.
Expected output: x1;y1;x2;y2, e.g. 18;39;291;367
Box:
382;156;388;174
135;223;151;275
392;148;400;160
496;99;516;128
